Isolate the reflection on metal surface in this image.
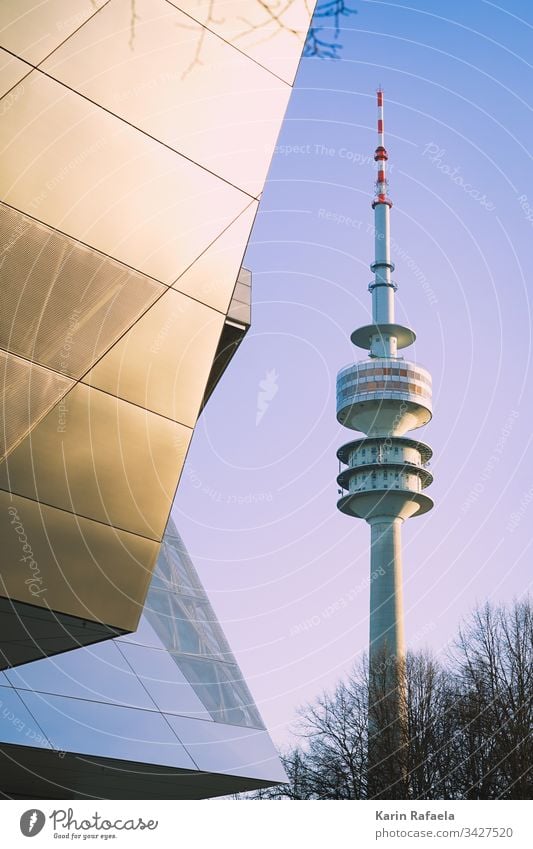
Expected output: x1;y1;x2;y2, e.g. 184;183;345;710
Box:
42;0;291;195
0;516;285;797
0;47;31;97
169;0;313;84
0;485;159;614
0;349;73;459
0;382;192;539
0;0;107;65
0;1;313;793
1;72;250;283
0;489;161;668
85;289;225;426
172;202;257;313
0;204;164;378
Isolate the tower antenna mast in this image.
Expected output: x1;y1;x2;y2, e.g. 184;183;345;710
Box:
335;89;435;798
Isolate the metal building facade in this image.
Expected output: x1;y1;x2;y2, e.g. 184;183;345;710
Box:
0;0;315;796
0;0;313;665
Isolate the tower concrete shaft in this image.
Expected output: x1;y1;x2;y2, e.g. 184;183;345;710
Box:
369;517;405;663
335;90;434;797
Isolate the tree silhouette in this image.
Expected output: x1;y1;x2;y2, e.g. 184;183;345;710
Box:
249;599;532;800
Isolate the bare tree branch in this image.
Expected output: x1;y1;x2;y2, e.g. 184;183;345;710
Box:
246;598;532;800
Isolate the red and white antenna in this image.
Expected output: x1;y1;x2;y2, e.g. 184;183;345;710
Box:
335;89;434;789
374;88;392;207
377;87;385;146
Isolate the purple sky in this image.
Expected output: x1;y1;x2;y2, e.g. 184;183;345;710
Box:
173;0;533;747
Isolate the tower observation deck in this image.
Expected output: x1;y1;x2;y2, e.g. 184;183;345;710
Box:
335;90;434;796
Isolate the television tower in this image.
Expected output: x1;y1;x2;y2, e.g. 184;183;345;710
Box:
335;90;434;795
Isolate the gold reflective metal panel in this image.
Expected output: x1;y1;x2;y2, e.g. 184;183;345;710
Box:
201;269;251;411
0;204;165;378
0;0;315;666
85;290;225;426
169;0;312;84
0;0;107;65
172;202;257;313
41;0;292;195
0;48;31;97
0;383;192;540
0;350;73;459
1;72;250;283
0;488;158;633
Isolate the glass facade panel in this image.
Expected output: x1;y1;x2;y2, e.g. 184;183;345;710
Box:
18;691;198;769
139;519;265;727
0;685;53;750
6;640;155;710
117;642;213;720
144;589;232;660
85;290;225;426
154;532;205;596
0;72;249;284
181;597;230;657
176;656;264;728
41;0;291;195
0;510;279;787
117;614;166;650
165;714;285;781
118;518;266;729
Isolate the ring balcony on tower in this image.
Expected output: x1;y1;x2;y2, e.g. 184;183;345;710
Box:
335;87;434;525
352;271;416;355
351;322;416;354
336;359;432;436
336;436;434;521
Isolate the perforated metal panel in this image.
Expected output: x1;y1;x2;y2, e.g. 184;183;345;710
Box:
0;204;164;379
0;349;73;459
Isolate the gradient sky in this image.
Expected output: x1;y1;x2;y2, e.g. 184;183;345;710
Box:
172;0;533;747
